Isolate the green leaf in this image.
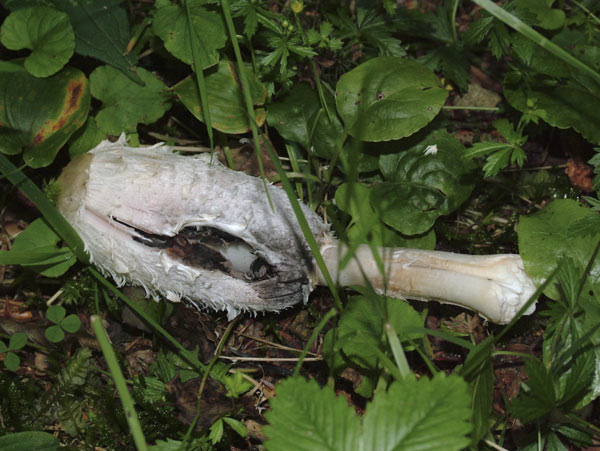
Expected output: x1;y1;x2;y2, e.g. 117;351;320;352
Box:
518;199;600;301
375;130;475;235
61;314;81;334
510;358;556;423
267;83;343;159
222;371;253;398
209;418;224;445
8;332;27;351
90;65;171;134
0;431;59;451
223;417;247;438
68;116;105;158
0;341;7;353
46;305;66;324
4;352;20;371
512;0;565;30
8;218;76;276
336;57;448;141
264;377;361;451
0;6;75;77
361;374;472;450
504;71;600;145
173;61;267;134
0;63;90;167
133;376;166;404
337;295;424;371
335;182;436;248
153;0;227;68
44;325;65;343
50;0;141;84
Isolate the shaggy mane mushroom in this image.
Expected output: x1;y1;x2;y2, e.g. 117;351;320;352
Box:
57;136;537;324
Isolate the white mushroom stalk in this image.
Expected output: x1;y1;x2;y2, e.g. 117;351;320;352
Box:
57;136;537;324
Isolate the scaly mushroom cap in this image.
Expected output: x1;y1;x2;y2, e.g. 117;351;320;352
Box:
57;135;331;319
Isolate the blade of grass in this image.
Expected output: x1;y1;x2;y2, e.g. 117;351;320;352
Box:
384;322;411;378
184;0;214;150
91;315;148;451
0;154;88;263
472;0;600;84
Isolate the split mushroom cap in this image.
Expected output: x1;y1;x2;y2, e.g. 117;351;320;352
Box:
58;136;537;323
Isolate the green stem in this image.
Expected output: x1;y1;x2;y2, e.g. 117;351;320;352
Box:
91;315;147;451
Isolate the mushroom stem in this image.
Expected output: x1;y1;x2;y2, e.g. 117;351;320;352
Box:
318;242;537;324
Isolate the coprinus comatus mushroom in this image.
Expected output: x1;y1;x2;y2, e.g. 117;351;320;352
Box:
57;135;537;324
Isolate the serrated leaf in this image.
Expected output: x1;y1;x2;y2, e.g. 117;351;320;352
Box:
336;57;448;141
134;376;166;404
8;332;27;351
375;130;475;235
518;199;600;301
0;431;59;451
50;0;141;84
46;305;66;324
8;218;76;276
209;418;224;445
360;374;472;451
90;65;171;134
267;83;343;159
510;358;556;423
61;314;81;334
45;325;65;343
173;61;267;134
337;295;424;371
223;371;252;398
264;377;361;451
0;63;90;167
0;6;75;77
153;0;226;68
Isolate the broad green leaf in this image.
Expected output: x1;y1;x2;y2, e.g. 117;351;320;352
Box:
513;0;565;30
90;65;171;135
173;61;267;134
360;374;472;451
0;63;90;167
0;6;74;77
267;83;343;159
61;314;81;334
8;332;27;351
4;352;20;371
337;295;424;371
44;325;65;343
223;417;247;438
0;341;6;353
335;182;436;248
153;0;227;68
336;57;448;141
68;116;105;157
50;0;141;84
518;199;600;301
9;218;76;276
264;376;361;451
374;130;475;235
46;305;66;324
0;431;59;451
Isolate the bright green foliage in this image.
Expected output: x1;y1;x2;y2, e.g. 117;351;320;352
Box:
222;371;253;398
264;377;361;451
375;130;475;235
45;305;82;343
0;64;90;167
267;83;343;159
336;295;423;371
264;374;472;451
306;22;343;51
153;0;227;68
0;333;27;371
68;116;105;157
465;119;528;177
174;61;267;134
90;65;171;134
512;0;566;30
0;6;75;77
334;182;436;248
0;431;59;451
518;199;600;301
336;57;448;141
0;218;76;277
